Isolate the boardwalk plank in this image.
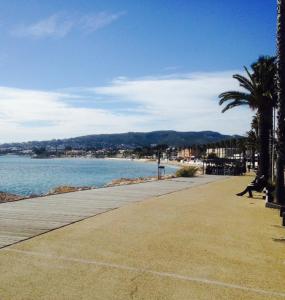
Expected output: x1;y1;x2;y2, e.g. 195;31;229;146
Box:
0;176;225;248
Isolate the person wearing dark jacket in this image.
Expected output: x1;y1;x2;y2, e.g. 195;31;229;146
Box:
236;175;266;198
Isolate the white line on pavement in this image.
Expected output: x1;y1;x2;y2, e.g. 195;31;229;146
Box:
4;248;285;298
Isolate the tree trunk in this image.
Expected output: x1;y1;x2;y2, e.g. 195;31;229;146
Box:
258;109;271;182
276;0;285;205
242;149;247;171
269;107;274;180
251;145;256;169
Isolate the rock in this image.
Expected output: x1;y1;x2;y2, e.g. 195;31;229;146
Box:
29;194;41;198
0;192;24;203
106;174;177;187
48;185;92;195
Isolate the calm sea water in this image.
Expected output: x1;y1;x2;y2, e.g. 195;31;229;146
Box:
0;155;176;196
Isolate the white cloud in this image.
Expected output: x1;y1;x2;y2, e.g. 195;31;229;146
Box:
0;71;254;143
11;11;125;38
80;11;126;33
11;14;73;38
94;72;254;134
0;87;141;143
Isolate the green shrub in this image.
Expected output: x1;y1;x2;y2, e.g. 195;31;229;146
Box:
176;166;199;177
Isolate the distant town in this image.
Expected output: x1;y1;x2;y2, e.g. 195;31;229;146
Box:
0;140;249;162
0;130;249;161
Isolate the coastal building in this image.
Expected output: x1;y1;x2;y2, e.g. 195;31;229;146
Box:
206;147;240;158
65;150;87;157
177;147;200;160
115;149;126;158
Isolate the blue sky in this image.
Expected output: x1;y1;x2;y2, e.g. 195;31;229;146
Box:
0;0;277;142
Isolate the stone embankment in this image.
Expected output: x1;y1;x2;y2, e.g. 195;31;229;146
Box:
105;174;176;187
48;185;93;195
0;186;93;204
0;175;177;204
0;192;25;203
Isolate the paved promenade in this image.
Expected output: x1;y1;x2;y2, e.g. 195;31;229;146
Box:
0;175;223;248
0;175;284;299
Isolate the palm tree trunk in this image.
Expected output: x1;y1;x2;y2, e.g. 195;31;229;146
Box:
269;107;274;180
258;110;271;182
251;147;256;169
276;0;285;205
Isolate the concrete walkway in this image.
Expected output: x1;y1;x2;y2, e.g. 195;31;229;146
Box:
0;175;224;248
0;175;284;299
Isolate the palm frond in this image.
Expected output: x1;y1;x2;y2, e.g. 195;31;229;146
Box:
221;100;249;113
218;91;252;105
243;66;256;85
233;74;255;93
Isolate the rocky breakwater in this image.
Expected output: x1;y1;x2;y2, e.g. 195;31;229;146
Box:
0;192;26;203
0;174;178;203
47;185;94;195
0;185;96;204
106;174;176;187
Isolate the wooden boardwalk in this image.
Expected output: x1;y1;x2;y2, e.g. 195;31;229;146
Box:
0;176;225;248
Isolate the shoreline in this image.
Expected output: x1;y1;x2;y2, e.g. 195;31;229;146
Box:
0;155;201;203
104;156;200;169
2;154;196;169
0;174;179;204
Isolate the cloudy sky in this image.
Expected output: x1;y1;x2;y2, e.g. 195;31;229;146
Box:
0;0;276;142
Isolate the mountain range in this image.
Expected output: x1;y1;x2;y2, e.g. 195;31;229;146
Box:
0;131;240;150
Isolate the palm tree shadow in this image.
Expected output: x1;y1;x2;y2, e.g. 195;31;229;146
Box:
272;238;285;243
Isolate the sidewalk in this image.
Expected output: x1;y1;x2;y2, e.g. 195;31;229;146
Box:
0;175;284;299
0;176;223;248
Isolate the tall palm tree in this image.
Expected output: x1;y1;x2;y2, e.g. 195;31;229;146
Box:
237;138;247;162
251;115;259;168
219;56;276;182
246;129;257;169
252;57;277;179
251;115;259;136
275;0;285;205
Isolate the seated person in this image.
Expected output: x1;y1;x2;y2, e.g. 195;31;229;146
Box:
236;175;266;198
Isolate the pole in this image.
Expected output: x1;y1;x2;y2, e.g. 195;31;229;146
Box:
157;150;161;180
272;107;276;182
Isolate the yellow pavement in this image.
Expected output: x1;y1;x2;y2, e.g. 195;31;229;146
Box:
0;175;284;300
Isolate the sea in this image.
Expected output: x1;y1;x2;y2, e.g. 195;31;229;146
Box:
0;155;177;196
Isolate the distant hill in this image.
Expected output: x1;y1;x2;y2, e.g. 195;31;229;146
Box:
0;131;241;150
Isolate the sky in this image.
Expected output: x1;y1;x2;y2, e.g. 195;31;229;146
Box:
0;0;277;142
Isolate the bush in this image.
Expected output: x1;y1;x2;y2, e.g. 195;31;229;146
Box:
176;166;199;177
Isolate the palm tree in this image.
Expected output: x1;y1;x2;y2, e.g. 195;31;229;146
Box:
275;0;285;205
246;130;257;169
252;57;277;179
232;139;238;158
237;138;247;163
251;115;259;136
250;115;259;168
219;56;276;182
